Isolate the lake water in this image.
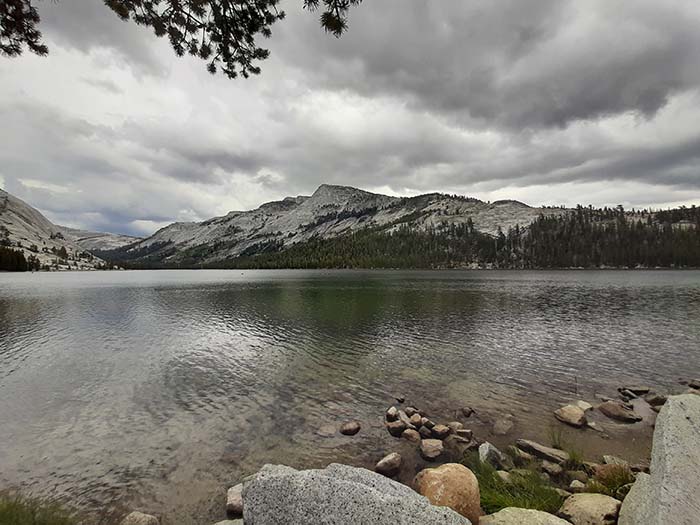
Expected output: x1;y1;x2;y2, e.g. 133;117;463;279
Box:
1;270;699;523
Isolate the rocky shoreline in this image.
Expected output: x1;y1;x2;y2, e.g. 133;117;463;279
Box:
118;382;700;525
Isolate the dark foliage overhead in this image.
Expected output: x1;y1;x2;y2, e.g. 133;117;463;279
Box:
0;0;361;78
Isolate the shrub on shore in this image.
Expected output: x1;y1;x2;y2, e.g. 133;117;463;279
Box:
462;452;564;514
0;493;78;525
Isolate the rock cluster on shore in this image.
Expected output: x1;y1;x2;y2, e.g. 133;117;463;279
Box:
116;381;700;525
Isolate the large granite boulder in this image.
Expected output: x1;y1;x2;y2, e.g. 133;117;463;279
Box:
558;493;621;524
480;507;570;524
619;394;700;525
414;463;481;523
242;463;471;524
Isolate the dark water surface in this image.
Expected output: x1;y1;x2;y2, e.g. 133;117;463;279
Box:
1;270;699;522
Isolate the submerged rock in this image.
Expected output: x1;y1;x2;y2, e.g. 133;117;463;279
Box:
340;421;361;435
618;394;700;525
492;418;514;436
120;512;159;525
481;507;570;524
414;463;481;523
375;452;402;477
226;484;243;518
554;405;587;427
461;406;475;418
515;439;569;464
242;463;470;524
420;439;444;461
558;493;621;525
643;392;667;407
598;401;642;423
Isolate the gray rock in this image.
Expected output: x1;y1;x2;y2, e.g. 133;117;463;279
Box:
405;406;419;417
226;483;243;517
554;405;587;427
558;493;620;524
386;420;407;437
479;442;509;470
447;421;464;433
375;452;402;477
461;406;475;418
423;418;436;429
495;471;512;484
602;455;628;467
575;400;594;412
644;392;668;407
398;410;416;430
409;413;423;428
481;507;570;524
402;428;421;443
688;379;700;389
618;394;700;525
242;463;470;524
569;480;586;493
386;406;399;421
455;429;473;440
119;512;159;525
516;439;570;464
598;401;642;423
339;421;361;435
542;460;563;477
566;470;589;484
419;426;433;439
432;424;451;439
420;439;444;461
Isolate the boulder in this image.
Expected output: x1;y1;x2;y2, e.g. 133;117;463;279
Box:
456;429;473;440
480;507;570;524
386;406;399;421
242;463;470;524
558;493;620;524
618;394;700;525
419;426;433;439
569;480;586;493
554;405;587;427
542;460;563;477
461;406;475;418
601;455;628;467
420;439;444;461
575;400;593;412
340;421;361;435
375;452;402;477
432;424;451;439
414;463;481;523
515;439;569;464
409;413;423;428
492;418;514;436
402;428;421;443
598;401;642;423
478;442;509;470
386;420;407;437
447;421;464;433
643;392;667;407
120;512;159;525
226;483;243;518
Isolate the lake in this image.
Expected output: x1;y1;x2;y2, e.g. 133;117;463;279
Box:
1;270;699;523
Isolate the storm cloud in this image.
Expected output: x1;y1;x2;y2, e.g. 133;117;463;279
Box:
0;0;698;236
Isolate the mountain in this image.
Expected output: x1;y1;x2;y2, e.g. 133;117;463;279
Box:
0;188;136;270
109;184;551;266
59;227;141;252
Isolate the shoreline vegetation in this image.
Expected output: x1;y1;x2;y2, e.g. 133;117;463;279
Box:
4;382;699;525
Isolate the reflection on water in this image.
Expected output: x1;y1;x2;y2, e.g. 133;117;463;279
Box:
1;270;699;523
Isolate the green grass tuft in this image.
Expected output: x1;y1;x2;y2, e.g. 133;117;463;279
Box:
462;452;564;514
0;493;79;525
586;464;636;497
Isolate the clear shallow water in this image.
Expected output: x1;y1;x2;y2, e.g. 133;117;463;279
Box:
1;270;699;523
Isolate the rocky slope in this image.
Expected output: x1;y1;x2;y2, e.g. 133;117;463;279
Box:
115;184;555;265
59;226;141;252
0;188;131;270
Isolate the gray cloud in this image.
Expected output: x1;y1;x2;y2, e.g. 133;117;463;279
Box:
0;0;699;235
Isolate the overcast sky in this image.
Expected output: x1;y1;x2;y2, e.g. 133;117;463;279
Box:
1;0;699;236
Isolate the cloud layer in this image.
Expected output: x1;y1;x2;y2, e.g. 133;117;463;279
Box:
1;0;699;235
